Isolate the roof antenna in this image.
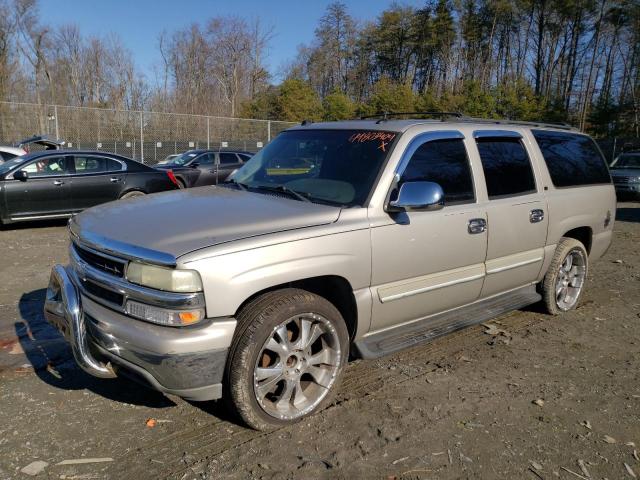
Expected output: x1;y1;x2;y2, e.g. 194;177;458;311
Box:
301;119;313;126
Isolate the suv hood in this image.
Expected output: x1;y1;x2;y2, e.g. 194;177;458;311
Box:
71;187;341;262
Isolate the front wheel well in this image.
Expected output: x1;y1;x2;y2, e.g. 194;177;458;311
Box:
234;276;358;341
562;226;593;254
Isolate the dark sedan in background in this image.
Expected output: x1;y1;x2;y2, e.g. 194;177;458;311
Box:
0;150;179;224
155;149;252;188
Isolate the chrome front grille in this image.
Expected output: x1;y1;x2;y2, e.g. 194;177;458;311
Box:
73;243;126;278
613;176;630;184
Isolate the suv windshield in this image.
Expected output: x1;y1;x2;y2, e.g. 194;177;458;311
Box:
612;153;640;169
232;129;398;206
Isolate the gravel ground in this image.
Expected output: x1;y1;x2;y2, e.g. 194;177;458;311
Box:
0;202;638;480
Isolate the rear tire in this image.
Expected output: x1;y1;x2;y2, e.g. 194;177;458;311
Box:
224;289;349;431
119;191;145;200
541;238;589;315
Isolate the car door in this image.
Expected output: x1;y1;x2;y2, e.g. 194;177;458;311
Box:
191;153;217;186
69;155;126;211
217;152;244;182
471;130;549;297
369;132;488;331
3;155;72;219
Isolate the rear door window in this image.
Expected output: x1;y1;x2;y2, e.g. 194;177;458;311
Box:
476;137;536;198
400;138;475;204
74;156;121;173
532;130;611;187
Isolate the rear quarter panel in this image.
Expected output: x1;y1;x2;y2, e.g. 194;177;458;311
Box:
125;171;177;194
522;129;616;270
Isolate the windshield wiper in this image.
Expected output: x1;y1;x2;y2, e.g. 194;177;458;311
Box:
250;184;311;202
223;178;248;191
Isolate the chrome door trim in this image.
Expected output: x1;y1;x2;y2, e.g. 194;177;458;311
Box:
472;130;523;139
377;263;486;303
485;248;545;275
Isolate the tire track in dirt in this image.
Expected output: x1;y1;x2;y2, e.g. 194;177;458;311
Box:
109;309;546;478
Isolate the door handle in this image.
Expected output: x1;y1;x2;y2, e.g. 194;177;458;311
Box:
110;177;122;183
530;209;544;223
468;218;486;234
53;180;64;186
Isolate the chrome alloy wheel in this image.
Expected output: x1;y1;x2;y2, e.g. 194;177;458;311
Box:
555;249;587;310
253;313;342;421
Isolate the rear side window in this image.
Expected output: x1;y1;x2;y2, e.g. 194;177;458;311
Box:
74;156;121;173
400;139;475;204
532;130;611;187
476;137;536;198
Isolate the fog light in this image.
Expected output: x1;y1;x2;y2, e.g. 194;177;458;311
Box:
125;300;205;327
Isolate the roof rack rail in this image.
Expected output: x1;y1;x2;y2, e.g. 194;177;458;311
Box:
459;117;578;131
360;111;464;122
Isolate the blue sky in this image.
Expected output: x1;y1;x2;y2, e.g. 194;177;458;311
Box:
40;0;423;84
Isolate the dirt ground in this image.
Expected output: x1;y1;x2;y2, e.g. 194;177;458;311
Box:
0;202;638;480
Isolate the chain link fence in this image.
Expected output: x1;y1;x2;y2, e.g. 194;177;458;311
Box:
0;102;296;164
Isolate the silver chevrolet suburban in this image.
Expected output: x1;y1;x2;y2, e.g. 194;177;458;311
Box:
44;116;615;430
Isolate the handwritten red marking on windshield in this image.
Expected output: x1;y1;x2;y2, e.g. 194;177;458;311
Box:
378;141;388;152
348;132;396;144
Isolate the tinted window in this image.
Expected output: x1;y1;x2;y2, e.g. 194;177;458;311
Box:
399;138;474;204
238;153;252;162
196;153;214;165
220;153;238;165
476;137;536;198
74;156;121;173
21;157;68;177
532;130;610;187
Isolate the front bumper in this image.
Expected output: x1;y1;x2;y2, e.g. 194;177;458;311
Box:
44;265;236;401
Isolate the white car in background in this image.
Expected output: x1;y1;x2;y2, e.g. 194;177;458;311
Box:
0;135;65;163
0;146;26;162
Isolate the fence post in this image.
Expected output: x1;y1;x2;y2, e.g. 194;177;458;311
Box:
207;117;210;149
54;105;59;140
267;120;271;142
140;110;144;162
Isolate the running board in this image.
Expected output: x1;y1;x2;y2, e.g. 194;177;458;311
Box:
354;285;541;359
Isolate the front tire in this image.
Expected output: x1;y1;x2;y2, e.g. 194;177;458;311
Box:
224;289;349;431
541;238;589;315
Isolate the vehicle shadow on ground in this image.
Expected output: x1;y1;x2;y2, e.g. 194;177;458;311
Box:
15;289;176;408
616;207;640;223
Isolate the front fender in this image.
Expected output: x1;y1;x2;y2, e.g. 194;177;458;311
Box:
182;229;372;320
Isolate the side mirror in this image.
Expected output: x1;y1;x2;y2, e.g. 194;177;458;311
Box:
387;181;444;212
14;170;28;181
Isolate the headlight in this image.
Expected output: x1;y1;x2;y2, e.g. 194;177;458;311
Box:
126;261;203;293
